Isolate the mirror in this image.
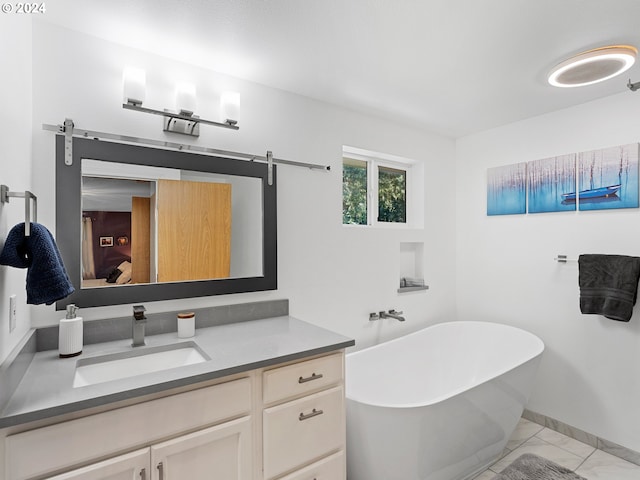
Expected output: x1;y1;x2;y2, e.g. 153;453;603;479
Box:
81;162;263;286
56;136;277;309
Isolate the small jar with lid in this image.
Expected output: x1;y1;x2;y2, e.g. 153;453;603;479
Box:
177;312;196;338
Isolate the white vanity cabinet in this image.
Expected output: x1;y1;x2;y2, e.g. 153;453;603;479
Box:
3;350;346;480
5;377;253;480
44;417;253;480
262;352;346;480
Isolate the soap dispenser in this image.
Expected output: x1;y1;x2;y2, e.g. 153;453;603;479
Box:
59;304;83;358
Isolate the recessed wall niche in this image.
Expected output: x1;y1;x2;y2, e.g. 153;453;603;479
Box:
399;242;428;293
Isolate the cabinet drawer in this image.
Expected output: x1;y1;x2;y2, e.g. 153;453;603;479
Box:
263;353;343;404
6;378;251;480
263;386;344;480
275;450;345;480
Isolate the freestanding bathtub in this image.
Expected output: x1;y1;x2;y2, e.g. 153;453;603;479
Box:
346;321;544;480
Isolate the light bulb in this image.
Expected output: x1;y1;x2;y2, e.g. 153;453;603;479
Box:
122;67;146;106
221;91;240;125
175;82;197;115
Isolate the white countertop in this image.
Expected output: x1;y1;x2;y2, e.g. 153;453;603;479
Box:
0;316;354;428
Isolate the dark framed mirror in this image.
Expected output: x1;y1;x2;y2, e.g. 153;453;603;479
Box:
55;136;277;310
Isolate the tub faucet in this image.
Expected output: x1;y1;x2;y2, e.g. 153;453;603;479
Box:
132;305;147;347
379;309;405;322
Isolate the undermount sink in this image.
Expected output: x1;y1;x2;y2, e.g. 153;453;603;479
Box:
73;342;210;388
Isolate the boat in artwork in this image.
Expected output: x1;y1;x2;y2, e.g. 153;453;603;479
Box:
561;184;621;201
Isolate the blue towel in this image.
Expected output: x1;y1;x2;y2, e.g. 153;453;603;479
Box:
0;223;75;305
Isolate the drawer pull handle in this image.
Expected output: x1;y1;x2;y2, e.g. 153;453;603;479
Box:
140;468;146;480
157;462;164;480
299;372;323;384
299;408;324;421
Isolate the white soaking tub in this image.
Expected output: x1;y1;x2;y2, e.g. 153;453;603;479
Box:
346;321;544;480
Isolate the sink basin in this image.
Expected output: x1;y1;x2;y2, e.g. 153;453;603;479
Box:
73;342;210;388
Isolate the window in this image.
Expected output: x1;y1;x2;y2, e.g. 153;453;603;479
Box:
343;146;419;227
377;165;406;223
342;158;368;225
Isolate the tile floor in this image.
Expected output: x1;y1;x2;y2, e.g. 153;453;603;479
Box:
472;418;640;480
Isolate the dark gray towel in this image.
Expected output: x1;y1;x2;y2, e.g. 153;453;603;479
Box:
0;222;75;305
578;254;640;322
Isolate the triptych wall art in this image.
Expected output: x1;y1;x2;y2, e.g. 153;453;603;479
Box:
487;143;639;216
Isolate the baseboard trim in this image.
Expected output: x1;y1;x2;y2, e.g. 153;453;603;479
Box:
523;408;640;467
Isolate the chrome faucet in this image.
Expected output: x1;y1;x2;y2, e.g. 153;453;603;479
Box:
132;305;147;347
379;309;405;322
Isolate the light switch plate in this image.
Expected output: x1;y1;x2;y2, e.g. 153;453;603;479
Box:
9;294;16;332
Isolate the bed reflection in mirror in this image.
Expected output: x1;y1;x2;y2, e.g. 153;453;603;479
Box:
81;159;263;289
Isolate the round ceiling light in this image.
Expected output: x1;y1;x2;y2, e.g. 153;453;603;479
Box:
548;45;637;88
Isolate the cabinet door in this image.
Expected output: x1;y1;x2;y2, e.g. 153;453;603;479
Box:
150;416;251;480
44;448;150;480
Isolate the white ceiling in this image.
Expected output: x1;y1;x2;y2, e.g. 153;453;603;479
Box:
45;0;640;138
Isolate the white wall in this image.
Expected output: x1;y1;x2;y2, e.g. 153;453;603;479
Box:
456;91;640;452
27;20;456;351
226;175;263;278
0;17;33;363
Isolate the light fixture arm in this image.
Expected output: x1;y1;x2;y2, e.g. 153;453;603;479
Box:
627;79;640;92
123;102;239;132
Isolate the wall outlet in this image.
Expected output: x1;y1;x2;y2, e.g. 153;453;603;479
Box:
9;295;16;333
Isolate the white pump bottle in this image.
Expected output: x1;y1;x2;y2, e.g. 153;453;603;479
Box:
59;304;83;358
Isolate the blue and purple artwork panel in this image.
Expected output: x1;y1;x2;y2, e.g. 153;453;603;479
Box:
577;143;639;211
487;163;526;216
527;154;576;213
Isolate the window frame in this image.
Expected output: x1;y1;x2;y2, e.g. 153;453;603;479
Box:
342;147;418;229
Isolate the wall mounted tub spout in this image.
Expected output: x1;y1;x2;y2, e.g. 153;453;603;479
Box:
380;309;405;322
132;305;147;347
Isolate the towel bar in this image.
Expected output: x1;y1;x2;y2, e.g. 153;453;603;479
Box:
1;185;37;236
554;255;577;263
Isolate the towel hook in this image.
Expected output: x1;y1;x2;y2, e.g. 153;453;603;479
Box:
1;185;38;236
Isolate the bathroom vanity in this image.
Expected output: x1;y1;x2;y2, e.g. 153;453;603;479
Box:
0;130;353;479
0;314;353;480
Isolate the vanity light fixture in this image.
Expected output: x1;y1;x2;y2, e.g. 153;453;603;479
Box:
548;45;637;88
220;91;240;125
121;68;240;137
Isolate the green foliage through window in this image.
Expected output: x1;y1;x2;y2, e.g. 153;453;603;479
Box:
343;158;407;225
342;159;367;225
378;166;406;223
